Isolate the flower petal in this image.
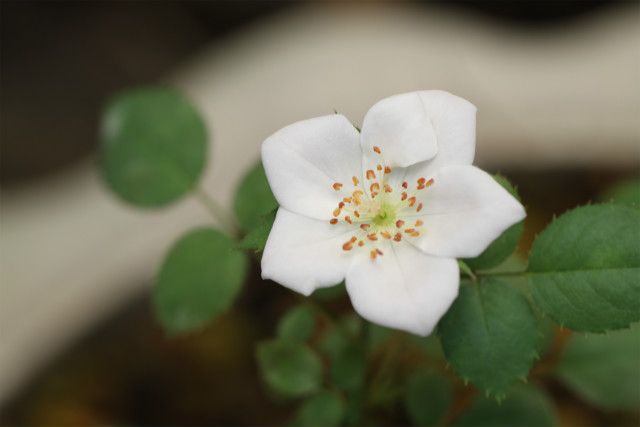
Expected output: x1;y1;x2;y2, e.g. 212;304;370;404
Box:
361;91;476;171
261;208;355;296
408;165;526;258
345;242;459;336
262;115;362;220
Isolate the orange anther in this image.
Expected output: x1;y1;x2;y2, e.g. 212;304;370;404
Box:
371;192;378;198
352;176;360;186
354;210;360;218
345;216;352;224
410;231;420;237
370;250;378;259
384;166;392;174
416;203;423;212
373;146;382;154
342;242;353;251
415;219;424;227
358;240;365;247
367;233;378;241
401;192;408;201
408;196;416;207
333;182;343;191
350;236;358;243
330;218;338;225
395;220;405;228
343;197;352;203
402;181;408;189
393;232;402;241
417;177;426;185
377;164;383;171
370;183;380;192
338;202;345;208
333;208;341;217
426;178;434;187
376;249;384;256
366;170;376;180
384;184;392;193
381;231;392;239
360;223;370;230
404;228;416;234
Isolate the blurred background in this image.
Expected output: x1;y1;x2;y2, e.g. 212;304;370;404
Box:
1;1;639;426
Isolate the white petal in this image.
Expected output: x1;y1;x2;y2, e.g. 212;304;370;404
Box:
360;92;438;168
261;208;355;296
408;165;526;258
345;242;459;336
261;115;362;220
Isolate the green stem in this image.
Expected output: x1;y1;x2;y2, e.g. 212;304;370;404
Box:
193;187;239;238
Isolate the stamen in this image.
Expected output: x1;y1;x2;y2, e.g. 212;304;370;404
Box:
377;164;383;171
360;224;370;230
370;183;380;193
404;228;416;234
345;216;352;224
410;231;420;237
370;250;377;259
395;220;405;228
416;203;423;212
381;231;392;239
366;170;376;180
342;241;353;251
343;197;352;203
358;240;365;247
352;176;360;186
333;207;341;217
401;192;408;201
338;201;345;208
408;196;416;207
384;184;392;193
376;249;384;256
426;178;434;187
354;210;360;218
373;146;382;154
393;232;402;241
333;182;343;191
402;181;408;189
384;166;392;174
367;233;378;241
330;219;338;225
415;220;424;226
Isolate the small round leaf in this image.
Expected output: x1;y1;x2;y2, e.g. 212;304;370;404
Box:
405;369;453;426
101;87;207;207
295;391;345;427
277;305;316;342
153;228;247;333
234;161;278;232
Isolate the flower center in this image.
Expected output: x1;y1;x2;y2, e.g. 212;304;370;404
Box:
328;145;434;260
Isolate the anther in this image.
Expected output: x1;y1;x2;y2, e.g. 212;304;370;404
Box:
381;231;392;239
330;218;338;225
404;228;416;234
393;232;402;241
350;236;358;243
401;192;408;201
370;250;377;260
384;166;392;174
402;181;408;189
366;170;376;180
358;240;365;247
395;220;405;228
338;202;345;208
410;231;420;237
371;192;378;198
426;178;434;187
377;164;383;171
384;184;392;193
333;208;341;217
370;183;380;193
360;224;370;230
376;249;384;256
345;216;352;224
354;210;360;218
352;176;360;186
373;146;382;154
367;233;378;241
415;220;424;226
416;203;423;212
343;197;352;203
417;177;426;186
342;241;353;251
408;197;416;207
333;182;343;191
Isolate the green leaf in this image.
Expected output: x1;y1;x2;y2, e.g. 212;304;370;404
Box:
238;210;276;253
528;204;640;332
463;175;524;271
312;282;347;301
404;369;453;426
256;339;323;398
438;279;538;395
234;161;278;232
555;323;640;411
331;342;367;391
153;228;247;334
277;305;316;342
295;391;345;427
455;385;556;427
601;177;640;208
100;87;207;207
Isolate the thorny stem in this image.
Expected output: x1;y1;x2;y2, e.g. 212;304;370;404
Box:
193;187;239;238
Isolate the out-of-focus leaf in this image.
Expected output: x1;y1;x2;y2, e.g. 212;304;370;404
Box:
294;391;345;427
153;228;247;334
277;305;316;342
234;161;278;231
556;323;640;411
101;87;207;207
256;339;322;398
238;210;276;253
404;369;453;426
529;204;640;332
331;342;367;391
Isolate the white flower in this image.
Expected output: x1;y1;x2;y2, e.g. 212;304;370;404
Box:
260;90;526;336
